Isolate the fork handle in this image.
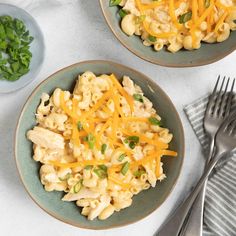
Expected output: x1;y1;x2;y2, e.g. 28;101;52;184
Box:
179;139;215;236
155;156;219;236
179;181;207;236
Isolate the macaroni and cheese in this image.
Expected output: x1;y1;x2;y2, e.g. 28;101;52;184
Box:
27;72;177;220
111;0;236;52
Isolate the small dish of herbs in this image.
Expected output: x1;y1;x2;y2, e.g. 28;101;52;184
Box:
0;3;45;93
0;15;34;81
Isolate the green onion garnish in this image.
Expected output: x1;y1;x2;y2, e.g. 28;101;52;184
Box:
121;161;130;175
125;136;139;143
118;153;126;162
73;180;82;193
98;165;107;172
84;165;93;170
124;136;139;149
0;15;34;81
93;165;108;179
119;9;128;18
204;0;210;8
148;35;157;42
179;11;192;24
148;117;161;126
133;93;144;102
59;173;71;181
129;141;136;149
101;144;107;154
84;133;96;149
109;0;121;6
134;170;146;178
135;15;146;24
77;121;83;131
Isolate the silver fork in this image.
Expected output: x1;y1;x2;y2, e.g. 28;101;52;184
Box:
179;76;235;236
156;110;236;236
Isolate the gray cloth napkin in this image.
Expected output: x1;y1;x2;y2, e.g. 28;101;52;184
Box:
184;96;236;236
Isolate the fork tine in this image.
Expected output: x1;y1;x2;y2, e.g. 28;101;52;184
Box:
212;76;225;116
219;77;230;117
221;110;236;132
228;119;236;135
225;78;235;117
206;75;220;114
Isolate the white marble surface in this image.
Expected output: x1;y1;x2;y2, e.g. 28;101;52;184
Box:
0;0;235;235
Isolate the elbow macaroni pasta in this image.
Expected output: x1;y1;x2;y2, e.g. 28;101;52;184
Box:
115;0;236;52
27;71;177;220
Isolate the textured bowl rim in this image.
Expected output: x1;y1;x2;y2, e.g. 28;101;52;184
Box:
0;3;45;93
99;1;236;68
15;60;185;230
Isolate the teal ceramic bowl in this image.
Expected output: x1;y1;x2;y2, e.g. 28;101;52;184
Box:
100;1;236;67
15;60;185;229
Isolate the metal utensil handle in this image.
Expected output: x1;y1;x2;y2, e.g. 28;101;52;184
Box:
156;157;218;236
179;139;215;236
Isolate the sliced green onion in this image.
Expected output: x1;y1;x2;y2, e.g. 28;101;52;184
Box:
77;121;83;131
133;93;144;102
124;136;139;149
118;153;126;162
119;9;128;18
84;165;93;170
93;165;108;179
129;141;136;149
59;173;71;181
98;165;108;172
134;170;146;178
148;117;161;126
135;15;146;24
73;180;82;193
121;161;130;175
109;0;121;6
148;35;157;42
127;136;139;143
124;139;129;144
85;133;96;149
204;0;210;8
101;144;107;154
179;11;192;24
93;168;107;179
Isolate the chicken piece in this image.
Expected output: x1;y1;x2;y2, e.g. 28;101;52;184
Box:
62;187;100;201
27;127;64;149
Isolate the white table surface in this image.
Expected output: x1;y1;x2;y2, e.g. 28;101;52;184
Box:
0;0;235;235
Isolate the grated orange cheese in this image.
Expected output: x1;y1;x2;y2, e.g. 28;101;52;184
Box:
109;74;134;113
49;160;108;168
192;0;199;23
122;129;168;149
169;0;183;30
